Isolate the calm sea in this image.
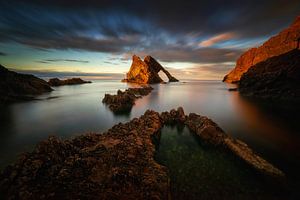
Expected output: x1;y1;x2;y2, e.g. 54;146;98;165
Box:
0;79;299;195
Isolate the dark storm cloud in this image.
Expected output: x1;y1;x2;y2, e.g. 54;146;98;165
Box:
0;0;300;63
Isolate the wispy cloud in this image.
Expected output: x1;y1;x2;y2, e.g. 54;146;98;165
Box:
37;59;89;64
199;32;236;47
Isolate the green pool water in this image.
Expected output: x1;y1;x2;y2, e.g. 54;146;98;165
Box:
155;125;288;200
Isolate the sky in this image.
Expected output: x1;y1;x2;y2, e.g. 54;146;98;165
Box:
0;0;300;80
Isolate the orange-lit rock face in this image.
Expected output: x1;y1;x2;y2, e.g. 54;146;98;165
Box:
123;55;179;84
224;16;300;83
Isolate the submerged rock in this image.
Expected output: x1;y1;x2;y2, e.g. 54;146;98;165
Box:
48;78;91;86
102;86;153;114
0;107;285;199
122;55;179;84
223;15;300;83
0;64;53;104
238;49;300;102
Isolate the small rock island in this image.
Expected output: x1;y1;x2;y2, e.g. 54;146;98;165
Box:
102;86;153;113
48;78;91;86
122;55;179;84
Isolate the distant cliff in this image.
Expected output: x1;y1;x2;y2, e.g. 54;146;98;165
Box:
0;65;52;103
122;55;179;84
239;49;300;102
223;16;300;83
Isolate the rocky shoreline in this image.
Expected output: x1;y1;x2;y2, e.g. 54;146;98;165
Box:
0;108;285;199
102;86;153;113
223;16;300;83
48;78;91;86
0;65;53;104
238;49;300;103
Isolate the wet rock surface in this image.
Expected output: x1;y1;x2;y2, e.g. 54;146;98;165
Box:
102;86;153;114
48;78;91;86
238;49;300;102
122;55;179;84
0;107;285;199
224;15;300;83
0;64;53;104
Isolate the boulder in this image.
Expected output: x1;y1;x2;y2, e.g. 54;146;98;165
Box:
224;16;300;83
122;55;179;84
0;64;52;103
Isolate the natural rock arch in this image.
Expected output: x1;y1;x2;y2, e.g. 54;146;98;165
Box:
122;55;179;84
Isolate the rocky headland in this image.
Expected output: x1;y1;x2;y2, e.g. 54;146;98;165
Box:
0;108;285;199
102;86;153;113
122;55;179;84
239;49;300;102
0;64;53;104
48;78;91;86
223;16;300;83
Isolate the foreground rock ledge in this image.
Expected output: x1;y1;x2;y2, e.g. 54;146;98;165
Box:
102;86;153;113
0;108;285;199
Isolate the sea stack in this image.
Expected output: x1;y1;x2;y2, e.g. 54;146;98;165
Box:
122;55;179;84
223;16;300;83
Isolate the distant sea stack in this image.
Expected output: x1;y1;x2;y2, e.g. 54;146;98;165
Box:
223;16;300;83
239;49;300;102
122;55;179;84
0;64;52;103
48;78;91;86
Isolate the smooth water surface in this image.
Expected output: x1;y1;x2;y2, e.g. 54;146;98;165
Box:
156;125;286;199
0;80;299;190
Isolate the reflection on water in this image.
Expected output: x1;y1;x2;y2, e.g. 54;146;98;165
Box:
156;125;286;199
0;80;299;191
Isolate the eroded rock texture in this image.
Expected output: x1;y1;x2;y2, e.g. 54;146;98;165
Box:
122;55;179;84
239;49;300;102
0;108;285;199
0;110;168;200
0;64;52;103
224;16;300;83
48;78;91;86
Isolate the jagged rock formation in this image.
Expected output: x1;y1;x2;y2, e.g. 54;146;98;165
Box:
48;78;91;86
122;55;179;84
223;16;300;83
238;49;300;102
102;86;153;113
0;64;53;103
0;108;285;199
